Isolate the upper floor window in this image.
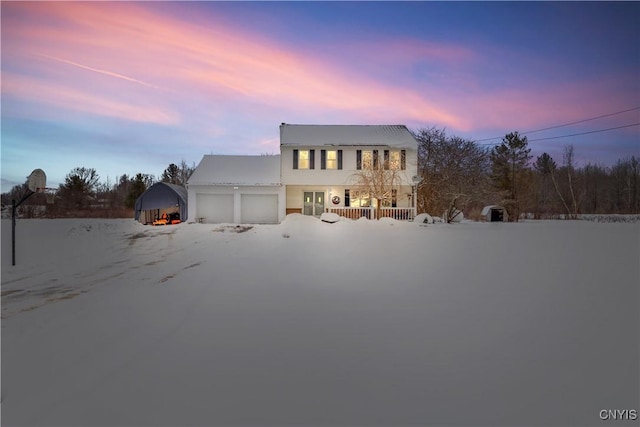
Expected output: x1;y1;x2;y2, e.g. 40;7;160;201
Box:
299;150;310;169
362;151;373;169
389;151;401;170
326;150;337;169
321;149;342;169
382;149;406;170
293;149;315;170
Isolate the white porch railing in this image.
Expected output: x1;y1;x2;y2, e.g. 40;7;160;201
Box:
328;207;415;221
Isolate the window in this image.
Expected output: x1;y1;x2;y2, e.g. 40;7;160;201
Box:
362;151;373;169
298;150;310;169
390;151;401;170
349;190;370;207
326;150;337;169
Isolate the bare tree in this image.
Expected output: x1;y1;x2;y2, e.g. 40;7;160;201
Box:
350;158;402;219
415;127;490;221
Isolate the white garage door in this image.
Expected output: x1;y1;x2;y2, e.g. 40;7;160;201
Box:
241;194;278;224
196;194;234;223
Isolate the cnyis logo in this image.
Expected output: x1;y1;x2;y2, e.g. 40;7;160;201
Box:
599;409;638;421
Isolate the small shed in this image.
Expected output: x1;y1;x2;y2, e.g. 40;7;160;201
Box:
481;205;508;222
135;182;188;224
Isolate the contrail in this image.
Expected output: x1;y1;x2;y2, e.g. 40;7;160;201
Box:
37;53;160;89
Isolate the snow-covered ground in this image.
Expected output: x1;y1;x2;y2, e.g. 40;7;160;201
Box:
1;216;638;426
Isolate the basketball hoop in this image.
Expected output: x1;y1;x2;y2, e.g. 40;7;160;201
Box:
42;188;57;204
13;168;48;266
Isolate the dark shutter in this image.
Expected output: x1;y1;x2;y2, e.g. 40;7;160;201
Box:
373;150;379;169
344;189;350;207
293;149;299;170
401;150;406;170
337;150;343;170
321;150;326;170
356;150;362;170
384;150;389;170
310;149;315;170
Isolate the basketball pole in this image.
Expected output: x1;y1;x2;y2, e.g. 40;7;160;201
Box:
12;189;35;266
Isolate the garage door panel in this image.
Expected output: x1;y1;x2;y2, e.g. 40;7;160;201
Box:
241;194;278;224
196;194;233;223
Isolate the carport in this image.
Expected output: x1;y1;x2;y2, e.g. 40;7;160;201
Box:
134;182;188;224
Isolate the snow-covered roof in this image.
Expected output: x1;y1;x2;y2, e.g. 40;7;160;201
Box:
280;124;418;148
188;155;281;186
480;205;506;216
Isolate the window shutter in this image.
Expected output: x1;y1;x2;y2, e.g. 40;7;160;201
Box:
337;150;343;170
384;150;389;170
310;149;315;170
344;189;350;207
321;150;326;170
373;150;379;169
293;149;299;169
356;150;362;170
401;150;406;170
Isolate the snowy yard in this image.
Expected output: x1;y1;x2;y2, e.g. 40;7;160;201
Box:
1;216;638;426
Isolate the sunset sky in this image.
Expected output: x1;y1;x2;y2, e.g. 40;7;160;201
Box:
2;1;638;192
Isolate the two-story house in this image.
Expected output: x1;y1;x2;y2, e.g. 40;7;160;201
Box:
187;123;419;224
280;123;419;220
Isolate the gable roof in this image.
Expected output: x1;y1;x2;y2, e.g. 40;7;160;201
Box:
188;155;281;186
279;124;417;148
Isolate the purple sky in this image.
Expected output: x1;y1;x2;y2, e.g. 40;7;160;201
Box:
2;1;638;192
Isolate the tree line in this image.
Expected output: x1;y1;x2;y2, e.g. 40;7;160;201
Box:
2;160;194;218
414;127;639;221
3;131;638;221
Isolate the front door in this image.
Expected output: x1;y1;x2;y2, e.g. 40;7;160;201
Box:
303;191;324;216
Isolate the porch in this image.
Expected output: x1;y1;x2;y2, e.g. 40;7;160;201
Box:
327;206;415;221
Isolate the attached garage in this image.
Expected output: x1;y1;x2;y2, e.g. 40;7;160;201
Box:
187;155;285;224
241;194;279;224
196;194;233;223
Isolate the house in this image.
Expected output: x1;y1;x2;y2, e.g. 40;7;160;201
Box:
187;155;285;224
280;124;419;220
187;124;419;224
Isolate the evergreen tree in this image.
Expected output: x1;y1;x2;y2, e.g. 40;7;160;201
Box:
125;173;153;209
490;132;532;221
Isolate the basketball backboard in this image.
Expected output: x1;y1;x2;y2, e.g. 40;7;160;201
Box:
27;169;46;192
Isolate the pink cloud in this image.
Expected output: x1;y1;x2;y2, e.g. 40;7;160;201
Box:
2;2;467;129
3;2;634;138
2;73;179;125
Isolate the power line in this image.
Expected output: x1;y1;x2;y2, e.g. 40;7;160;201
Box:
474;106;640;143
527;123;640;142
477;122;640;146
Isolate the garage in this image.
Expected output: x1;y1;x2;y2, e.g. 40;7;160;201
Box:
187;155;285;224
196;194;234;223
241;194;279;224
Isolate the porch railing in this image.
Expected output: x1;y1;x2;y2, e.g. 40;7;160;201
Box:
328;207;415;221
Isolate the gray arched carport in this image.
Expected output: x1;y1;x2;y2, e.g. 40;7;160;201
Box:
134;182;188;224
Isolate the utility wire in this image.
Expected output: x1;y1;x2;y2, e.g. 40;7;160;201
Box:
474;106;640;143
527;123;640;142
477;122;640;146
